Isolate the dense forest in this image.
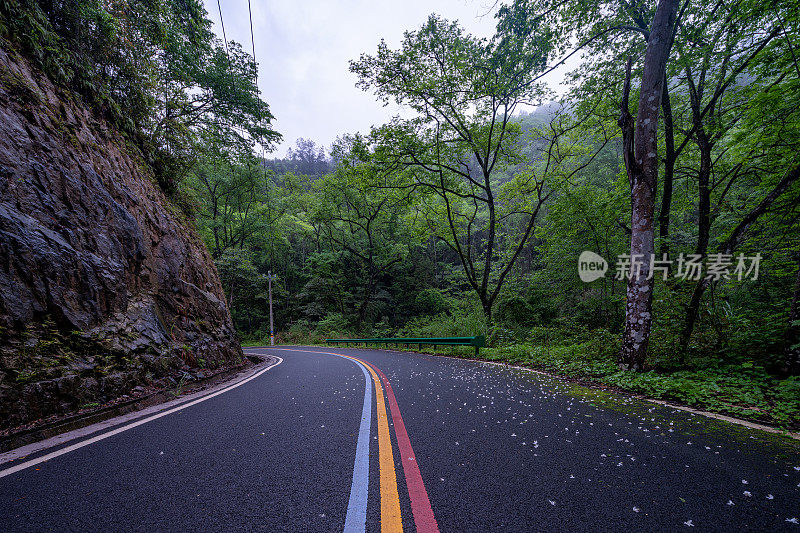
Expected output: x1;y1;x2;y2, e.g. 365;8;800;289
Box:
3;0;799;425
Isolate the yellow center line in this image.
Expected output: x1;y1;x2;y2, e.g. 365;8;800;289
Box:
270;348;404;532
341;354;403;533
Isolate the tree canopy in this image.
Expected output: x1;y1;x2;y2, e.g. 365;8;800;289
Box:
4;0;800;422
0;0;280;191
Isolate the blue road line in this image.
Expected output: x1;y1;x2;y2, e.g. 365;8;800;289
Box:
342;357;372;533
266;348;374;532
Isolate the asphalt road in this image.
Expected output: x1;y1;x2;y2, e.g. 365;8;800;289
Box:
1;346;799;532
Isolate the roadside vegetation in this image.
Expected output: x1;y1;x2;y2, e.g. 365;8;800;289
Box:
212;1;799;426
3;2;798;426
265;309;800;429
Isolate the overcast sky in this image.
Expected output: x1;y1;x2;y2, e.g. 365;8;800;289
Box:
203;0;571;158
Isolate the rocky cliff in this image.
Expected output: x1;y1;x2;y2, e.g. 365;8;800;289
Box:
0;46;243;429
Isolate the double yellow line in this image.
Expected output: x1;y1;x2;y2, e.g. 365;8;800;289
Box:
277;348;439;532
340;354;403;532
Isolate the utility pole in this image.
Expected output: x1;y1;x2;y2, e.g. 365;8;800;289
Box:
267;270;276;346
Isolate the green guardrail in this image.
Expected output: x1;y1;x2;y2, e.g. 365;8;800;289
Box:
325;335;486;356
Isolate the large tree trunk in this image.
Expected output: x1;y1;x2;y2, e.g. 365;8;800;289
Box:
618;0;679;370
481;295;493;325
686;70;713;257
694;133;712;257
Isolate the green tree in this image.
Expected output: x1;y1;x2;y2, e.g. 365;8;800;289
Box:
309;136;413;329
351;14;591;321
0;0;280;191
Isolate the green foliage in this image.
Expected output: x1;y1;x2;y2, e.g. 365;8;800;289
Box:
0;0;279;192
165;0;800;435
414;288;449;316
315;313;351;336
496;296;534;327
214;248;271;335
496;284;559;331
349;14;585;320
403;299;488;338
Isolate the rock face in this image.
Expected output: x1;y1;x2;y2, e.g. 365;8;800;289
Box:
0;46;243;429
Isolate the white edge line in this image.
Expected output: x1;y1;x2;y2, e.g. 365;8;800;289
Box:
0;356;283;479
0;356;279;465
342;357;372;533
266;347;374;532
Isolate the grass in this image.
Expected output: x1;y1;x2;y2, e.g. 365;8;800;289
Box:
169;372;192;397
392;342;800;430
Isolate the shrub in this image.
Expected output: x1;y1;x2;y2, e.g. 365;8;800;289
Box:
414;288;449;315
314;313;351;337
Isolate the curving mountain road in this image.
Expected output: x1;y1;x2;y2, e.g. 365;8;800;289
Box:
1;346;799;532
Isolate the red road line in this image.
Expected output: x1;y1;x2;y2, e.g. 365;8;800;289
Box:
361;360;440;533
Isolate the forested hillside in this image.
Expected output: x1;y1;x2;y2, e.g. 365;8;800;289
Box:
184;1;800;425
1;0;798;428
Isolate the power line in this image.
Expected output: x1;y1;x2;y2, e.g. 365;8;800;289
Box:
247;0;269;168
216;0;229;55
248;0;277;339
248;0;257;64
213;0;257;145
214;0;270;162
